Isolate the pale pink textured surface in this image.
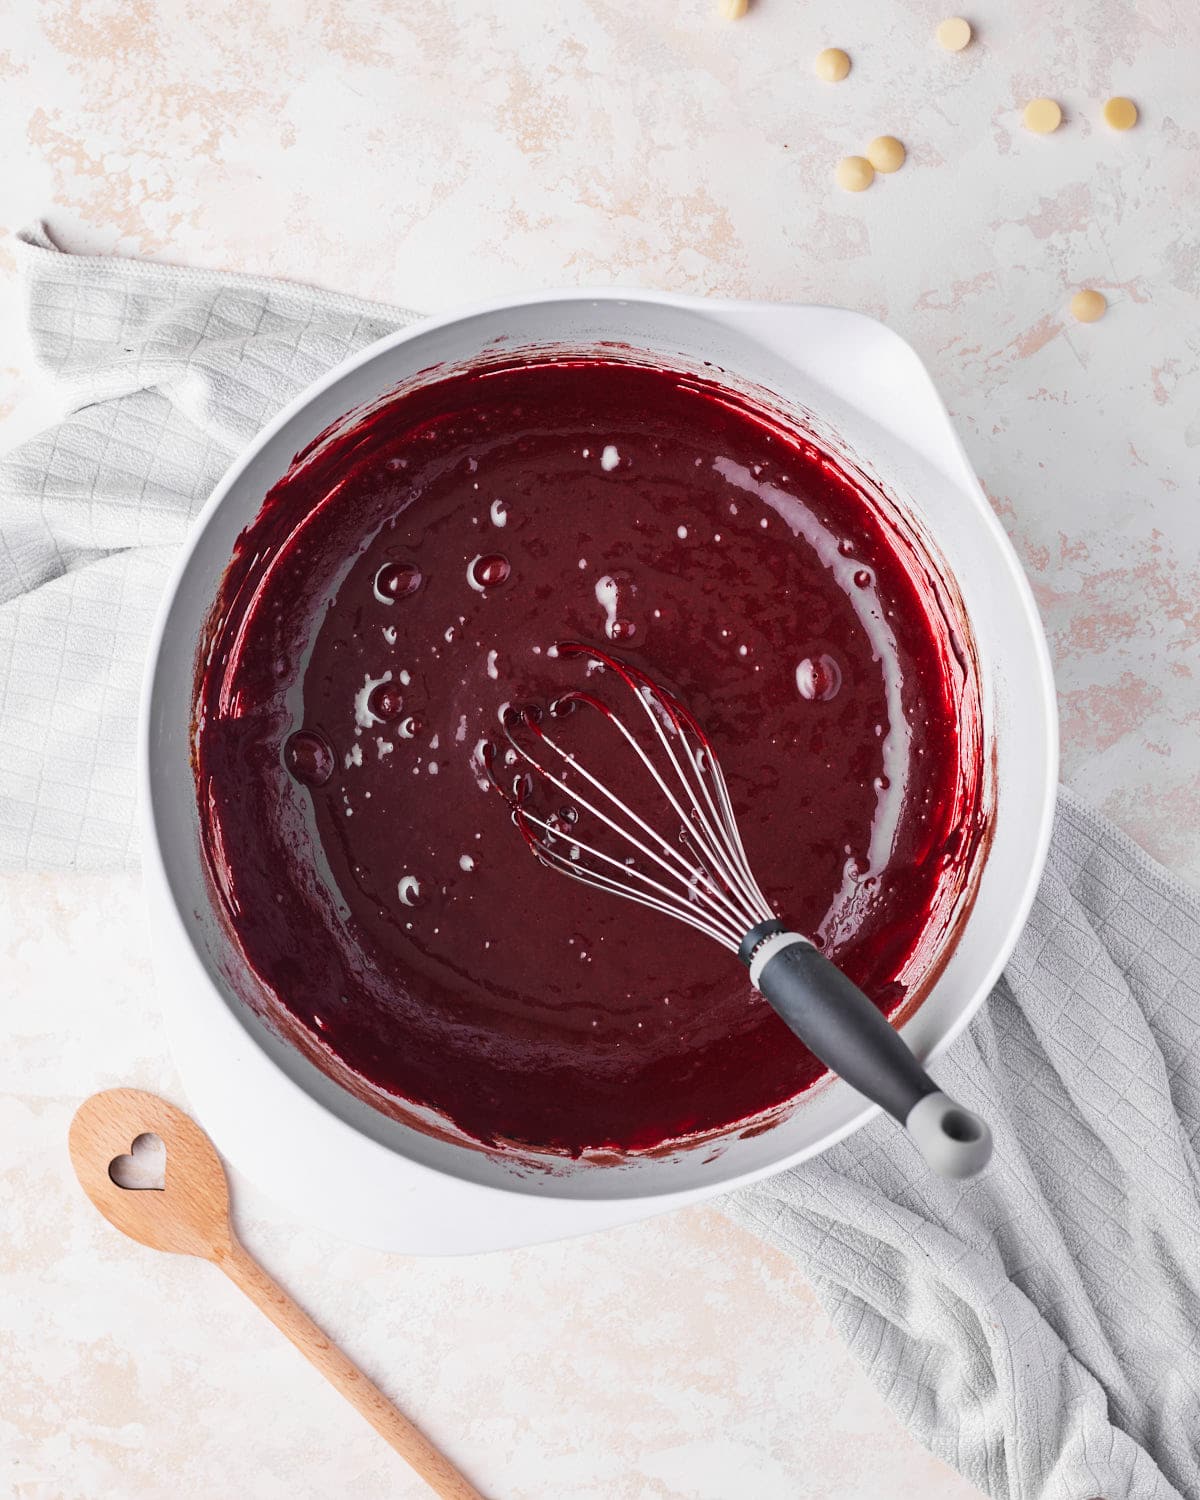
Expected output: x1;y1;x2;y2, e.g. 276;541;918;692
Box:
1;0;1197;1494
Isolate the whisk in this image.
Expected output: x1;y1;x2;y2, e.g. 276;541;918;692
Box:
492;643;992;1178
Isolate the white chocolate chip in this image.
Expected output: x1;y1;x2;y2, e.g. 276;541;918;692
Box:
1070;289;1107;323
835;155;874;192
1023;98;1063;134
866;135;906;173
936;17;972;51
1103;96;1138;131
815;47;851;82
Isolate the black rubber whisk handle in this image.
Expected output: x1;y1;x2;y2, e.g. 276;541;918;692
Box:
748;932;992;1178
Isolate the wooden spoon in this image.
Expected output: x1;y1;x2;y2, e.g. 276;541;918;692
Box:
69;1088;486;1500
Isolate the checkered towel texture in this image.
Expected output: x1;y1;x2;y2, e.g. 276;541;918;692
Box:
0;223;415;868
731;791;1200;1500
4;226;1198;1499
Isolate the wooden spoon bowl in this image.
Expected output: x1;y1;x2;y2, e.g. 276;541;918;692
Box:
70;1088;234;1260
69;1088;485;1500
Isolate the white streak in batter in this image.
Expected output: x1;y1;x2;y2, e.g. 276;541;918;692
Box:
594;574;618;638
354;670;391;728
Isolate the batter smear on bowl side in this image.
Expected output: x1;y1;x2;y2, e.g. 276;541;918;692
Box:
194;355;987;1159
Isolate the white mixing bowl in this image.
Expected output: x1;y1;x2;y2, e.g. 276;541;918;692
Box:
141;291;1057;1253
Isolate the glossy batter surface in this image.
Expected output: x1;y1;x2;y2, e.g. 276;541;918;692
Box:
195;356;983;1157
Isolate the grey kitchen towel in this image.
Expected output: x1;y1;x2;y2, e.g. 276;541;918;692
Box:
5;228;1199;1500
0;223;416;870
728;789;1200;1500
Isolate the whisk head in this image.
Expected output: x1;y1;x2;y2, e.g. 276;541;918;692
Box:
485;644;776;954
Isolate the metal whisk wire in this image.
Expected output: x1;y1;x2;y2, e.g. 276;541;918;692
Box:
488;642;994;1178
495;645;775;953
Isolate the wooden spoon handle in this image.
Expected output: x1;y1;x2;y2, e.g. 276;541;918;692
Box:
220;1238;486;1500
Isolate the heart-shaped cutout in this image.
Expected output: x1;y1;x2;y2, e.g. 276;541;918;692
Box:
108;1132;166;1191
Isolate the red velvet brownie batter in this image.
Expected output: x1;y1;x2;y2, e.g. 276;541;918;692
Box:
194;355;985;1158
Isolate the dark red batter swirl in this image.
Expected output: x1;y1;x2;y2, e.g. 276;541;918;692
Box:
194;355;985;1159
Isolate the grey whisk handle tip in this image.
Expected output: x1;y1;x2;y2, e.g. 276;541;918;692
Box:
751;938;992;1178
905;1091;992;1178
